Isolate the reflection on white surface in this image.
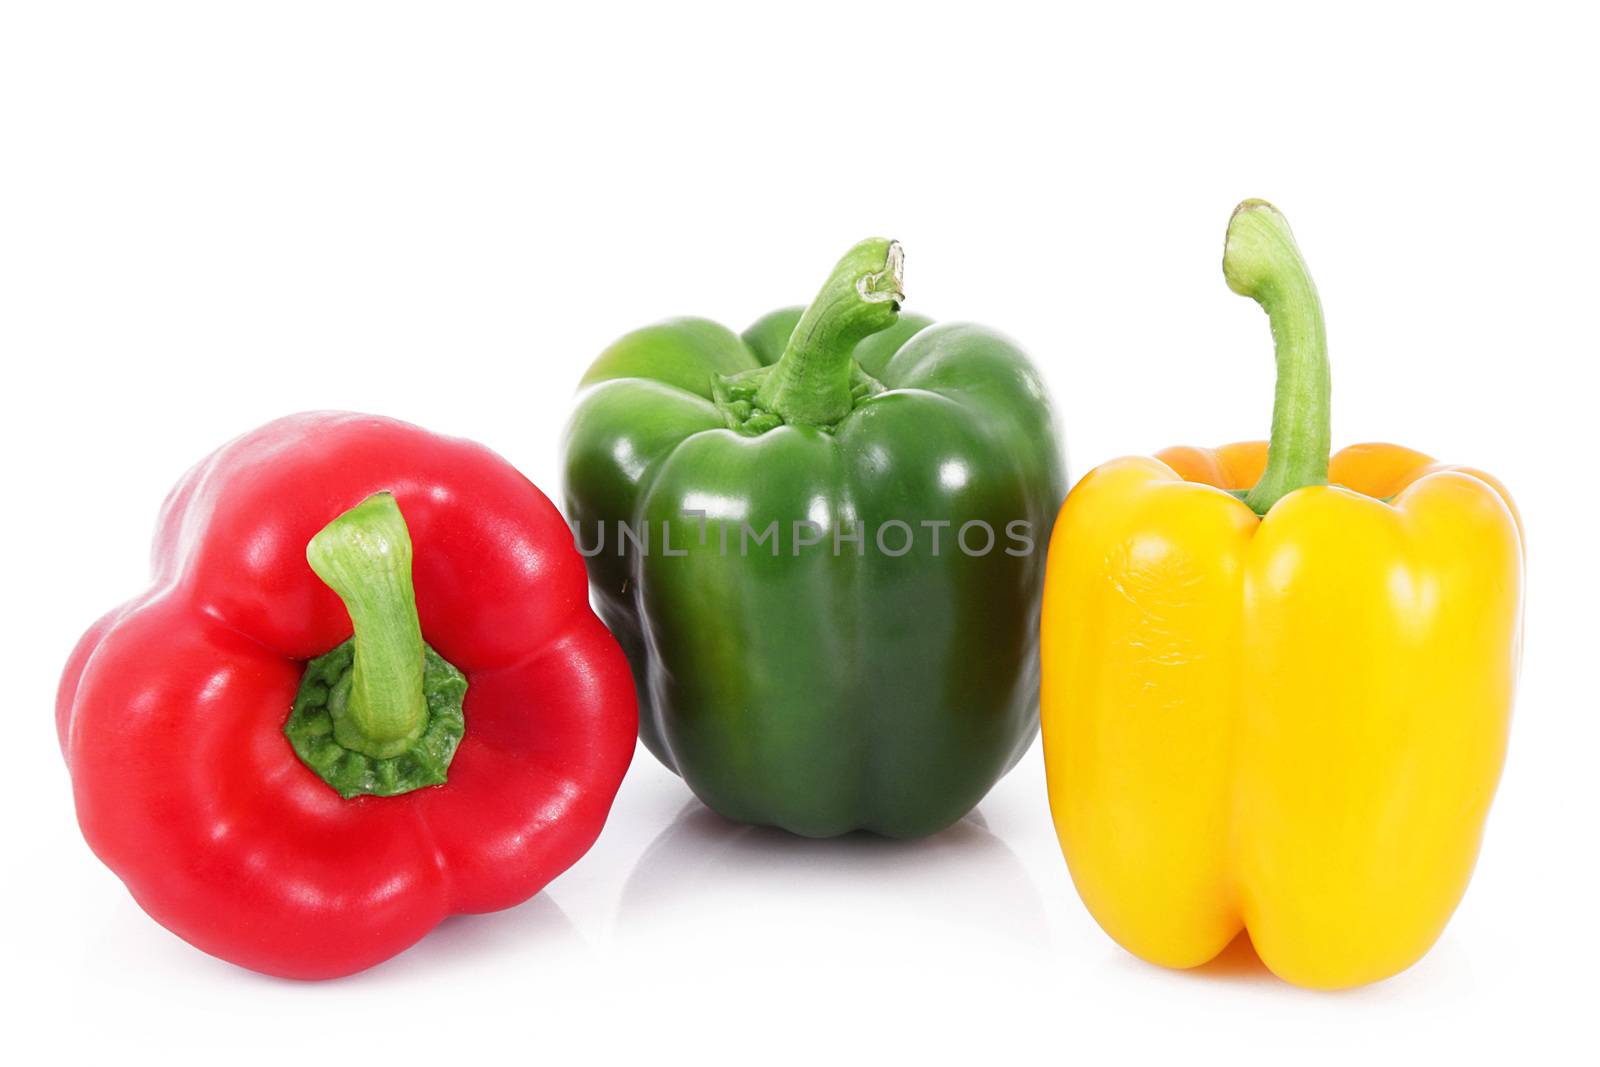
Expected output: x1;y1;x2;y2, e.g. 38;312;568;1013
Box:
360;894;583;985
616;800;1051;962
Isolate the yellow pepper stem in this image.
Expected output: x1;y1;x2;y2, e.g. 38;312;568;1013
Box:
1224;200;1331;515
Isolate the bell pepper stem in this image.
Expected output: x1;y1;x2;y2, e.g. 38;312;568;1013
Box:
306;492;428;759
1224;200;1331;515
755;238;905;426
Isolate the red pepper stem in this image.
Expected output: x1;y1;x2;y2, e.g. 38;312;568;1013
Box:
754;238;905;426
305;492;429;759
1224;200;1332;515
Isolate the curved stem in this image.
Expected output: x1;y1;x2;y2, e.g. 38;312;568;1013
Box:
1224;200;1331;515
755;237;904;426
306;492;427;759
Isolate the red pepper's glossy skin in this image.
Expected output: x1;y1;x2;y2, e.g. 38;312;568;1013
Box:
56;412;636;979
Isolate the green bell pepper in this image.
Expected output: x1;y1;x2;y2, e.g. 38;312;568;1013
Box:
561;238;1066;838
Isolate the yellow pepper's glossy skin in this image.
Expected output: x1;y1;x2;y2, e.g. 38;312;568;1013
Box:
1041;441;1523;989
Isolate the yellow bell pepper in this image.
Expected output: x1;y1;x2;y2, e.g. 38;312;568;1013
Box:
1040;201;1524;990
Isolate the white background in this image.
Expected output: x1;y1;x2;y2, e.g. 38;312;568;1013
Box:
3;2;1596;1062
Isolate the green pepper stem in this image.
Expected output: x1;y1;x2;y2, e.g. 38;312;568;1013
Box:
306;492;428;759
1224;200;1331;515
754;238;905;426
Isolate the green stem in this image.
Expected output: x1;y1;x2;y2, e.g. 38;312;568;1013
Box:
305;492;428;759
754;237;905;426
1224;200;1331;515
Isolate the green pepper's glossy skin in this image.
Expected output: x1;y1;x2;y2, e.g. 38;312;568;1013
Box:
563;284;1065;838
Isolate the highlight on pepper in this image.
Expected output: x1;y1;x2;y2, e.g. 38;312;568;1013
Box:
1039;199;1524;990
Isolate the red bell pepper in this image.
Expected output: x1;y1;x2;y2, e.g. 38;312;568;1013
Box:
56;412;636;979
